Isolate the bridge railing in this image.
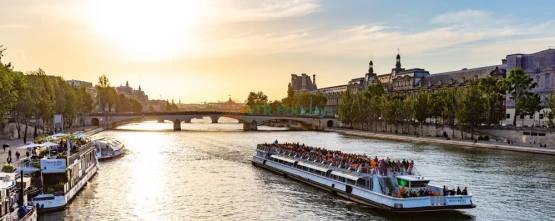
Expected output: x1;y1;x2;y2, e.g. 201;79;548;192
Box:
88;111;336;118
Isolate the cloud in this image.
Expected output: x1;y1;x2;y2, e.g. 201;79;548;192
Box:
0;24;27;29
202;0;322;24
431;9;494;25
191;8;555;63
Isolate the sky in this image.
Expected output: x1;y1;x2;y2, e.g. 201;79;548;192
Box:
1;0;555;103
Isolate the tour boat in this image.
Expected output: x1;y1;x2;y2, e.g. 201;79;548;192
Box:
0;171;38;221
251;144;476;212
94;138;125;160
29;137;98;213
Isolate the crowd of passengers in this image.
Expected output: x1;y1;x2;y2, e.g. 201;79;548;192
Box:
397;186;468;198
260;142;415;175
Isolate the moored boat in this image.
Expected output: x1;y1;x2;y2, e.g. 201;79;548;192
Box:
25;134;98;213
94;138;125;160
0;171;38;221
251;143;476;212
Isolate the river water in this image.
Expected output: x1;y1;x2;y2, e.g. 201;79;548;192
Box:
40;117;555;221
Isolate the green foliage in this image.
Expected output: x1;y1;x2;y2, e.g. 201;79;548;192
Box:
39;149;48;157
1;164;15;173
281;83;295;107
456;80;486;139
292;93;327;110
478;76;505;124
504;68;537;125
412;89;429;135
338;88;354;126
46;187;55;194
247;91;268;106
517;93;542;125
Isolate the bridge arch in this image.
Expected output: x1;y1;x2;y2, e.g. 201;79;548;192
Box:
327;120;334;128
91;118;100;126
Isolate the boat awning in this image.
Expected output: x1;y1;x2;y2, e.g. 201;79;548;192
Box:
297;162;330;173
331;170;361;181
270;155;297;164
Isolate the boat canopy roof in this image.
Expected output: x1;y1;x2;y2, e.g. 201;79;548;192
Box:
331;170;361;181
297;161;330;173
270;155;297;164
397;175;431;182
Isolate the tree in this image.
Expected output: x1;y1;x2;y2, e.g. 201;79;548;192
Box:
457;80;486;139
517;93;542;126
0;55;22;124
281;83;295;107
412;89;429;135
545;91;555;128
504;68;537;125
442;88;461;138
362;82;385;131
10;72;29;138
338;88;354;127
292;93;328;111
478;76;505;125
246;91;268;106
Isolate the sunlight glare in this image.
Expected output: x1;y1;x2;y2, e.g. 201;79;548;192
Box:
82;0;206;61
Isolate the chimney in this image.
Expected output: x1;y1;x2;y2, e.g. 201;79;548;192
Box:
313;74;316;85
502;59;507;64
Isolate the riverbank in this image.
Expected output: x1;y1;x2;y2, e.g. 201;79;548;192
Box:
0;126;106;165
328;128;555;156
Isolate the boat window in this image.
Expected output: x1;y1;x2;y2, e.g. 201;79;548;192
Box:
347;179;356;185
356;179;365;187
397;178;409;187
410;181;429;188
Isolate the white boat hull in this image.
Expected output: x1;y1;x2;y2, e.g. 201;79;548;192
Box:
32;165;98;212
252;155;475;212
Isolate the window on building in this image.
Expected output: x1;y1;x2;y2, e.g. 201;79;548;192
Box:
540;114;544;119
506;114;510;119
546;74;551;89
530;115;534;119
520;114;525;119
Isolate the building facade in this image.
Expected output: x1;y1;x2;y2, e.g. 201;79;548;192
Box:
291;49;555;126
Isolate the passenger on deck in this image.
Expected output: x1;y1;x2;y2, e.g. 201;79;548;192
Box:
419;189;424;196
456;187;462;195
462;187;468;195
443;185;448;196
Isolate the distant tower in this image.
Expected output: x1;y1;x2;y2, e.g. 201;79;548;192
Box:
395;53;401;70
313;74;316;86
369;60;374;74
139;85;142;91
126;81;129;87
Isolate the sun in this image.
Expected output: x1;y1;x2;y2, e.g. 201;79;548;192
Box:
80;0;206;61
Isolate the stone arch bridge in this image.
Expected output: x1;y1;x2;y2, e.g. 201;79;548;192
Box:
86;112;338;131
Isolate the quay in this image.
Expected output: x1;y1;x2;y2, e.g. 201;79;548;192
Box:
328;128;555;156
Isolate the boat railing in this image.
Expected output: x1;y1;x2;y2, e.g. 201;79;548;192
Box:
377;177;388;195
19;206;36;220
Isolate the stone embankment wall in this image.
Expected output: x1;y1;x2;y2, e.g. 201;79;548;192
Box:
343;121;555;145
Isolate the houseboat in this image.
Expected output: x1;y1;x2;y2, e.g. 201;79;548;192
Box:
0;171;37;221
251;143;475;212
29;137;98;213
94;138;125;160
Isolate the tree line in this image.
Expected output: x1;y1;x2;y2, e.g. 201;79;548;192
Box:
338;68;542;139
1;46;95;139
246;83;328;115
1;46;145;140
96;75;143;113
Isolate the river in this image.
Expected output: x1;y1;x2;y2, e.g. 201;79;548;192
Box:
40;117;555;220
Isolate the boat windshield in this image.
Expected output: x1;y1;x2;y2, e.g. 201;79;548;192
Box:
410;181;429;188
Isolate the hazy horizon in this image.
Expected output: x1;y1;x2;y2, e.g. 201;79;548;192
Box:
2;0;555;103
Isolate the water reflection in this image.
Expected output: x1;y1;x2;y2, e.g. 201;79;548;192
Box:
39;122;554;220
